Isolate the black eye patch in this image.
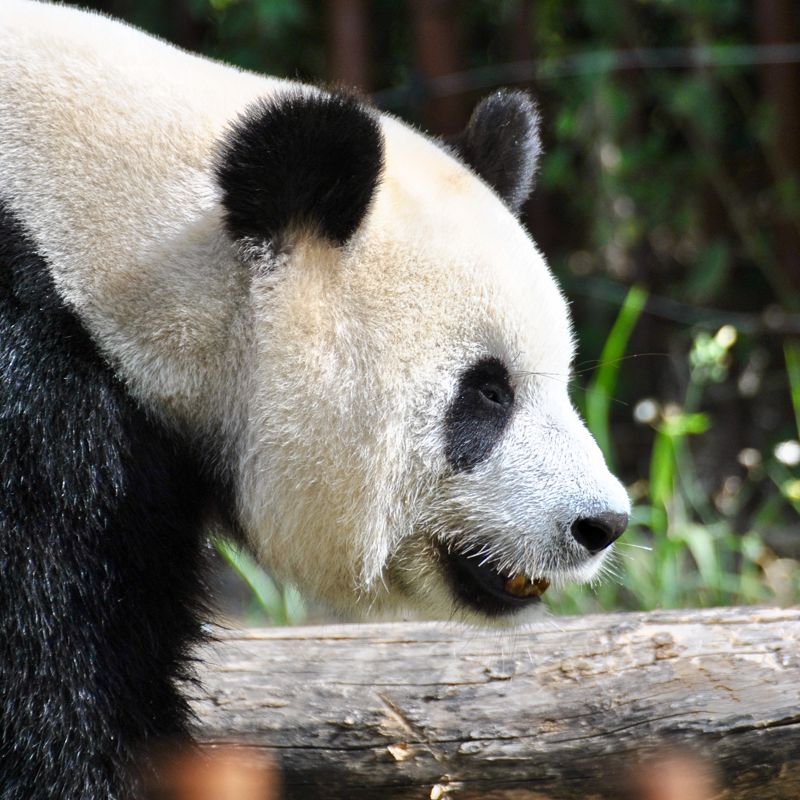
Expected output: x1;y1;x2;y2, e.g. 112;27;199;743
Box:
445;357;515;472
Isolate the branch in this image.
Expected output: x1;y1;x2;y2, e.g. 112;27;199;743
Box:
188;606;800;799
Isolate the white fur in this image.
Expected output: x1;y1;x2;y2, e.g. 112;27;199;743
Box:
0;0;630;622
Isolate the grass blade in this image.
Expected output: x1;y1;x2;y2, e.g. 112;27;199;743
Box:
586;285;648;466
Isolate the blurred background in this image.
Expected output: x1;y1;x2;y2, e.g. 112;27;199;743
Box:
69;0;800;620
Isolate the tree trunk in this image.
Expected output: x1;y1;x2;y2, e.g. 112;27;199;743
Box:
409;0;466;135
188;606;800;799
755;0;800;298
326;0;371;91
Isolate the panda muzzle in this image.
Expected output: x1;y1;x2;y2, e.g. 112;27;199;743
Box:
441;543;551;616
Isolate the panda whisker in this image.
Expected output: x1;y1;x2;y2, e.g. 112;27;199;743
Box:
514;354;663;383
601;562;628;588
598;557;624;583
572;357;603;371
512;368;569;379
512;369;628;405
579;385;629;406
568;353;665;377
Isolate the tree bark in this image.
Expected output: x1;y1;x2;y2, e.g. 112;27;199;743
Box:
188;606;800;799
326;0;371;91
755;0;800;298
409;0;466;135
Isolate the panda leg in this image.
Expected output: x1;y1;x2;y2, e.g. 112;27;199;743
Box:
0;204;209;800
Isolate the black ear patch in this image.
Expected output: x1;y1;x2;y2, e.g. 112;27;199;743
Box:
447;90;541;215
215;90;385;247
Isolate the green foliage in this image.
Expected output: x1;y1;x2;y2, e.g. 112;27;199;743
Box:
585;285;648;467
214;538;306;626
528;0;798;314
784;341;800;438
548;302;800;616
204;0;318;77
687;239;731;301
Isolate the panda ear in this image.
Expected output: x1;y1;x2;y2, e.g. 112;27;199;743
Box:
447;90;541;216
214;90;385;248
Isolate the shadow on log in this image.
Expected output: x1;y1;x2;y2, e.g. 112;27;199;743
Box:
188;606;800;799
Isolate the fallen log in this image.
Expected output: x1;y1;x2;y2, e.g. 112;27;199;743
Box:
188;606;800;799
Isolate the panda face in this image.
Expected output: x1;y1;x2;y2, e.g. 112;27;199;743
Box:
226;106;630;623
395;371;630;622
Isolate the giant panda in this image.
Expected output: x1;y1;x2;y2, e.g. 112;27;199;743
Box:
0;1;630;798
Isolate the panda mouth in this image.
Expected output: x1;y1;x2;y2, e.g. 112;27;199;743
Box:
440;544;550;617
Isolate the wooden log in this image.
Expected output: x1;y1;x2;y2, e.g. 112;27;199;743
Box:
188;606;800;799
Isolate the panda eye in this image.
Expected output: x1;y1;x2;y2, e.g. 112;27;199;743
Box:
445;357;515;472
479;383;510;408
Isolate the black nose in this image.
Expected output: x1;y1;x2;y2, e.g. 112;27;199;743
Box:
570;511;628;554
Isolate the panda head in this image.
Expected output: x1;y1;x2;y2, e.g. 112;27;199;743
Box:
212;88;629;624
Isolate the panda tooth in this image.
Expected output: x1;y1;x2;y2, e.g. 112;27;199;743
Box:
504;574;550;598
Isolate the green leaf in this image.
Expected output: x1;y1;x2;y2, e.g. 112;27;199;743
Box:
586;285;648;467
783;340;800;438
687;239;730;301
213;538;306;626
681;523;721;596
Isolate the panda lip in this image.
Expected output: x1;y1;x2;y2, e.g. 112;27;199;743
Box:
440;545;547;616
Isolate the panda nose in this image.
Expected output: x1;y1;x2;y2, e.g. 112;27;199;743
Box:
570;511;628;554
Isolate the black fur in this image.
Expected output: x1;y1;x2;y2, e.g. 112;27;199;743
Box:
445;357;515;472
0;205;210;800
215;90;385;247
448;90;541;215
